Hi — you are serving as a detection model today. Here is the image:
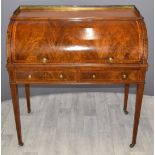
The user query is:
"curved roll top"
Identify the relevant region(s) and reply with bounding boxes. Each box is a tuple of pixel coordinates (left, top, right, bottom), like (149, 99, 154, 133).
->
(7, 5, 148, 65)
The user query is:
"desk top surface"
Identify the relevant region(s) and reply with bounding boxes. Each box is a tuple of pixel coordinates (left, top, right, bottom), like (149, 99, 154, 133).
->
(12, 5, 142, 20)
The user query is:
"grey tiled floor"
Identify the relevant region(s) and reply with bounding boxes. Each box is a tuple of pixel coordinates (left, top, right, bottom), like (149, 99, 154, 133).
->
(1, 92, 154, 155)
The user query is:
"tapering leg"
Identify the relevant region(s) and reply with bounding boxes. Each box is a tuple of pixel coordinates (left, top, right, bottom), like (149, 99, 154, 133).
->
(25, 84, 31, 113)
(10, 84, 24, 146)
(130, 83, 144, 148)
(123, 84, 129, 114)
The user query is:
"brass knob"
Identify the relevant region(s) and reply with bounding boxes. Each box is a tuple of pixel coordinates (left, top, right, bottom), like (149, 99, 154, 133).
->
(59, 73, 64, 79)
(28, 74, 32, 79)
(42, 57, 48, 63)
(122, 74, 128, 80)
(108, 57, 113, 63)
(92, 73, 96, 79)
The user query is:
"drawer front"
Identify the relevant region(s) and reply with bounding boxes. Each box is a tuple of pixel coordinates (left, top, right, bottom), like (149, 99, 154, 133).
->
(80, 70, 139, 83)
(12, 20, 143, 64)
(16, 70, 76, 82)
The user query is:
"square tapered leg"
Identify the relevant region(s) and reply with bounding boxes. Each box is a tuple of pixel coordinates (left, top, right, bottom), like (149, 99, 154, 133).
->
(123, 84, 129, 114)
(10, 84, 24, 146)
(25, 84, 31, 113)
(130, 84, 144, 148)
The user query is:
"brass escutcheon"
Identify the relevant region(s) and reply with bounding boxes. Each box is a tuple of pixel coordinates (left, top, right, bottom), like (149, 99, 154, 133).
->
(108, 57, 113, 63)
(122, 73, 128, 80)
(92, 73, 96, 79)
(59, 73, 64, 79)
(28, 74, 32, 79)
(42, 57, 48, 63)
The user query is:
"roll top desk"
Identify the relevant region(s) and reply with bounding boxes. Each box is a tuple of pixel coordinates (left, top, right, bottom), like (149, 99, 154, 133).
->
(6, 5, 148, 147)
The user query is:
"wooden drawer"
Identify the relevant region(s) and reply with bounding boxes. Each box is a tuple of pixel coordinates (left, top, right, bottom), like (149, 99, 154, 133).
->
(16, 70, 76, 82)
(80, 70, 139, 83)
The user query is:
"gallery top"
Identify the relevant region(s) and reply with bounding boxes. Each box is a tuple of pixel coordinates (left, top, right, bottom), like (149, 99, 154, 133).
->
(11, 5, 143, 20)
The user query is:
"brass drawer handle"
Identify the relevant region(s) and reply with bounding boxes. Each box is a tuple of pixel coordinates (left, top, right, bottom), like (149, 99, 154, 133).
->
(92, 73, 96, 79)
(108, 57, 113, 63)
(42, 57, 48, 63)
(122, 73, 128, 80)
(59, 73, 64, 79)
(28, 74, 32, 79)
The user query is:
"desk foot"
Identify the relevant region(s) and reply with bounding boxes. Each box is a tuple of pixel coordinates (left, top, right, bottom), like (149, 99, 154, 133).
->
(123, 109, 129, 115)
(28, 110, 31, 113)
(129, 143, 135, 148)
(19, 142, 24, 146)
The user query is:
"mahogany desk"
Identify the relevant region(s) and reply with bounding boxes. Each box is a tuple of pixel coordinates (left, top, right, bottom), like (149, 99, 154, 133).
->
(6, 5, 148, 147)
